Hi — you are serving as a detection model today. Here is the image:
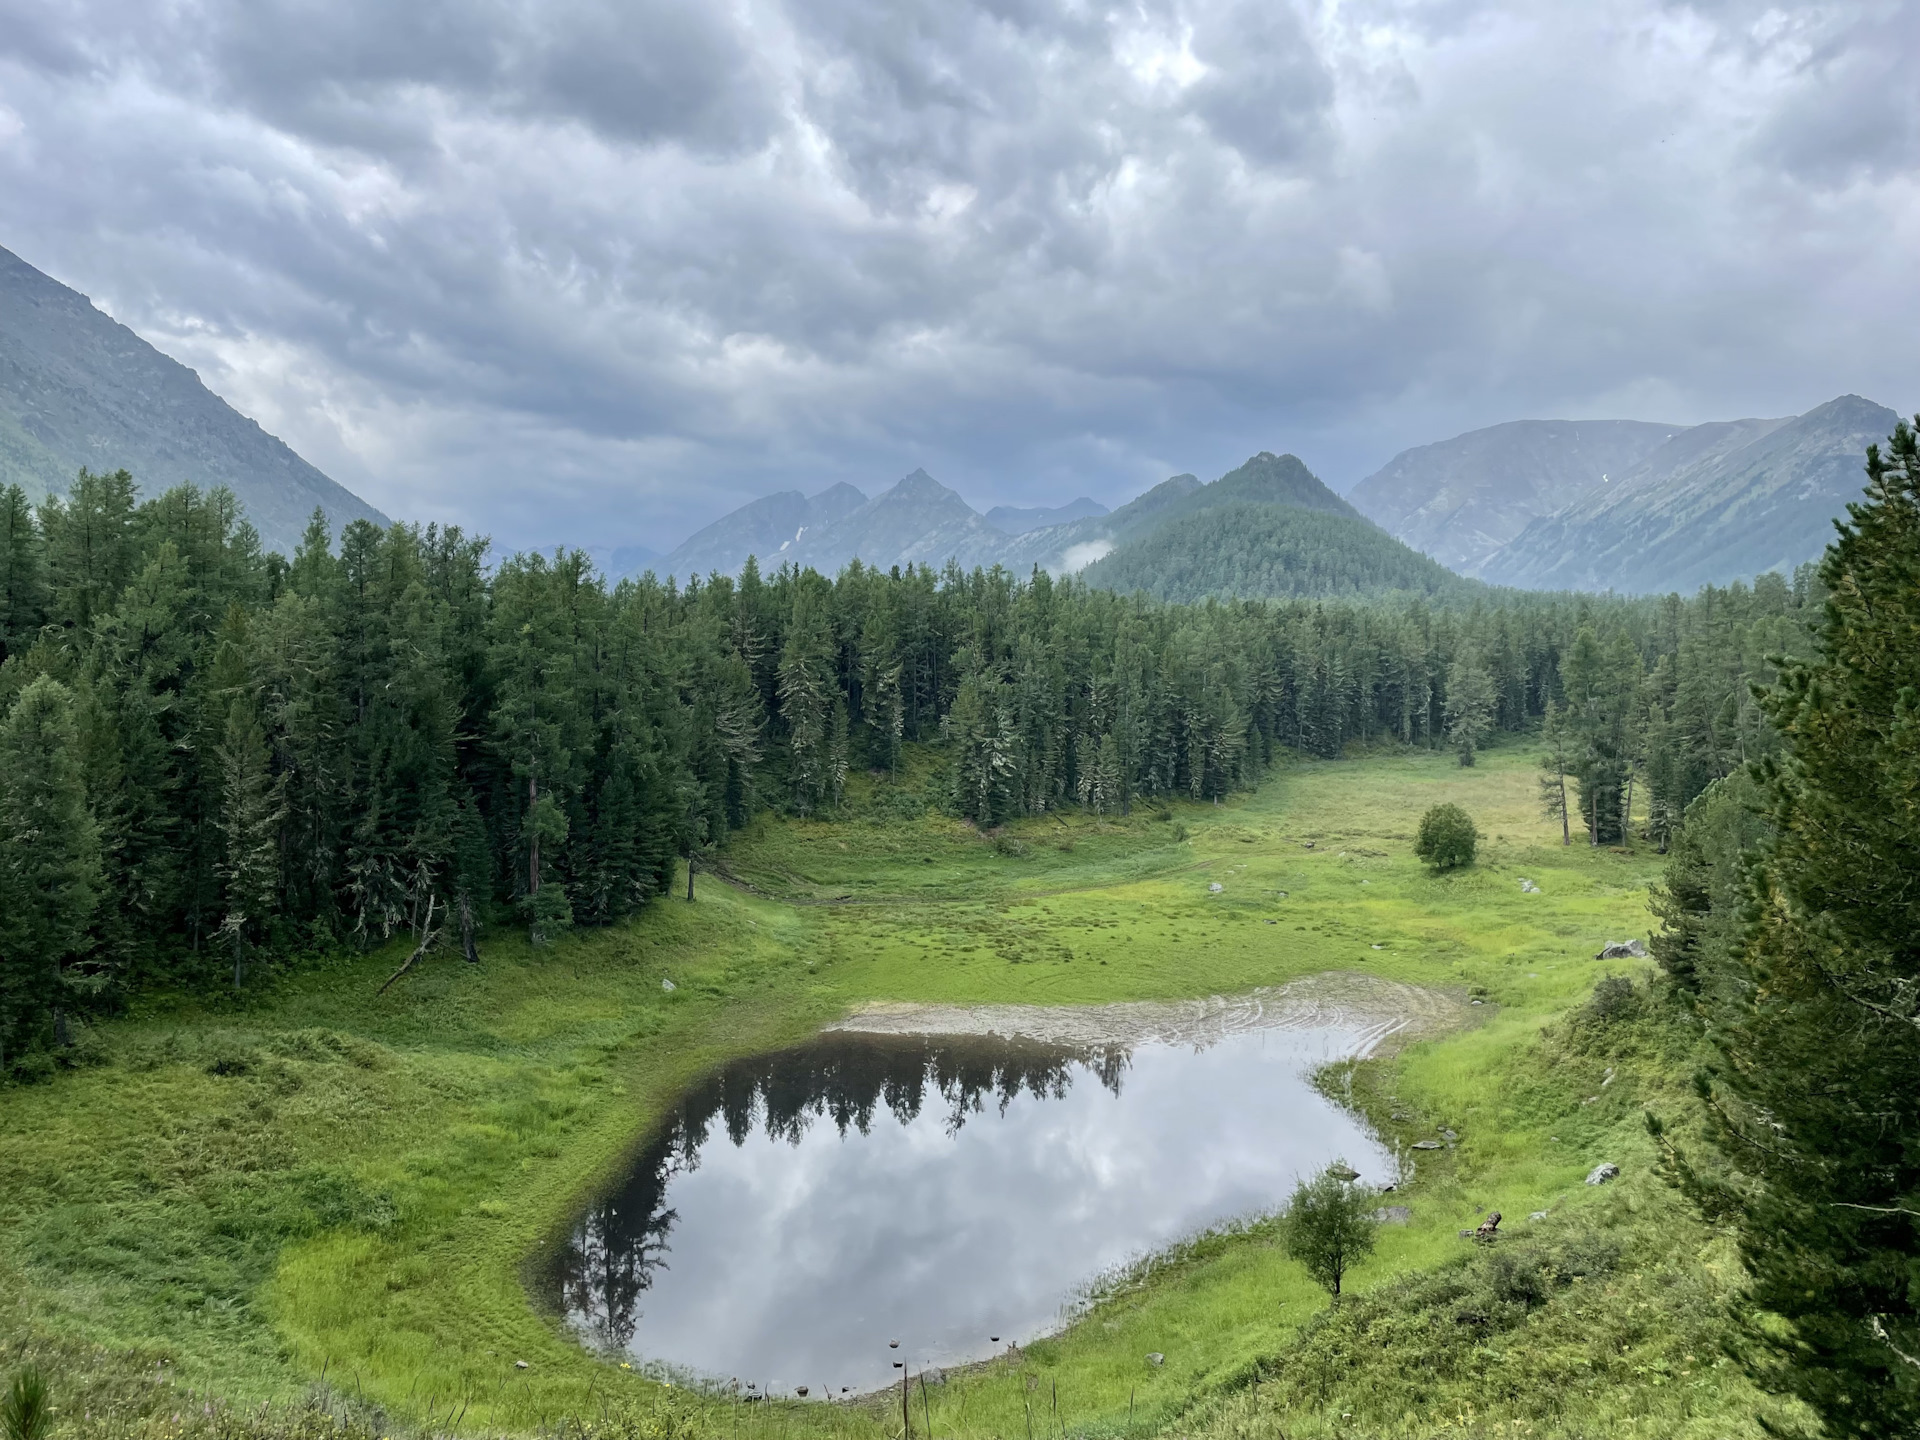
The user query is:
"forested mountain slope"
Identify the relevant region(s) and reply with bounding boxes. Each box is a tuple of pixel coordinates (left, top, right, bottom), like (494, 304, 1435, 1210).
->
(1476, 394, 1899, 592)
(1349, 418, 1685, 571)
(0, 244, 387, 553)
(1080, 500, 1468, 602)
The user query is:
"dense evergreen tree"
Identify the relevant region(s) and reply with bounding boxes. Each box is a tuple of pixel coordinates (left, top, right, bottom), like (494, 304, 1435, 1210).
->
(1654, 418, 1920, 1436)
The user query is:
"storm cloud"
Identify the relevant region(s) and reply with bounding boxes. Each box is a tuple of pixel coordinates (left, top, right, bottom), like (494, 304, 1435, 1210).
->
(1, 0, 1914, 552)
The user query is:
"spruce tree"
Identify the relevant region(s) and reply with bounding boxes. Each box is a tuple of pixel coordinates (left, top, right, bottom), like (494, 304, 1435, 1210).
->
(1682, 418, 1920, 1435)
(0, 677, 101, 1068)
(1442, 647, 1496, 765)
(0, 484, 46, 664)
(216, 695, 282, 990)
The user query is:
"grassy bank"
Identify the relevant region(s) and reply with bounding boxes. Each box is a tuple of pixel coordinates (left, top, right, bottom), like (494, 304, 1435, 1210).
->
(0, 742, 1792, 1437)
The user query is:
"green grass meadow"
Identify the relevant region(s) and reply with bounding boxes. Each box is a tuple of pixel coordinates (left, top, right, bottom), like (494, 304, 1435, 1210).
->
(0, 742, 1796, 1438)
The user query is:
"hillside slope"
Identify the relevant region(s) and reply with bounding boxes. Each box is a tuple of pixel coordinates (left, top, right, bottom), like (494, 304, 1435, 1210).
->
(0, 244, 387, 552)
(1349, 418, 1684, 571)
(1081, 500, 1469, 602)
(1476, 395, 1899, 592)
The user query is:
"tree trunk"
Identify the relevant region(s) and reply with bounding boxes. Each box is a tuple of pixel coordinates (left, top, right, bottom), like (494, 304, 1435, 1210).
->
(686, 852, 695, 902)
(459, 891, 478, 964)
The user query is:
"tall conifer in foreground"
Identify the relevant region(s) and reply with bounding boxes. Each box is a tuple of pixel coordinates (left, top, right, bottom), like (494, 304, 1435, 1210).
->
(1684, 418, 1920, 1436)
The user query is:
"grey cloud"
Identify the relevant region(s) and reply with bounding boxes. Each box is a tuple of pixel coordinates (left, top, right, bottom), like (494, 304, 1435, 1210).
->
(0, 0, 1914, 553)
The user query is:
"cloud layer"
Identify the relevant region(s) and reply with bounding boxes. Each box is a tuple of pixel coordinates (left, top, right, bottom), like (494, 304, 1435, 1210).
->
(2, 0, 1915, 551)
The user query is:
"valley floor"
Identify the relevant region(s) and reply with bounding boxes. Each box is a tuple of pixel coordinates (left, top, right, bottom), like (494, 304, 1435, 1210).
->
(0, 743, 1805, 1439)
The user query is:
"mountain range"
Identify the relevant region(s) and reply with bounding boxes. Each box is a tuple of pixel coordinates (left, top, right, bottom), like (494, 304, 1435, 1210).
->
(0, 244, 386, 553)
(659, 450, 1465, 602)
(1468, 396, 1898, 591)
(5, 243, 1903, 600)
(1350, 394, 1901, 593)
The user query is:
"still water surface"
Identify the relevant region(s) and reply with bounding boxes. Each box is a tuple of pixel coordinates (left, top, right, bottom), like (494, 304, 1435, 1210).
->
(547, 1017, 1393, 1393)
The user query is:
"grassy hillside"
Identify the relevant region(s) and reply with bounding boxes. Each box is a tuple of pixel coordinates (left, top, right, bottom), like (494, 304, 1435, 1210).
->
(0, 743, 1797, 1439)
(1082, 501, 1472, 602)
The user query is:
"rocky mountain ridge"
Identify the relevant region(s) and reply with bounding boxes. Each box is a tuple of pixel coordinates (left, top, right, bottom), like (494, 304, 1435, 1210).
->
(0, 244, 387, 552)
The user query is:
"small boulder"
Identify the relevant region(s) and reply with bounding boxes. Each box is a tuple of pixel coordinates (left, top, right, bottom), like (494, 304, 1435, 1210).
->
(514, 1360, 529, 1370)
(1411, 1139, 1443, 1150)
(1146, 1353, 1165, 1367)
(1528, 1210, 1550, 1221)
(1595, 940, 1649, 960)
(1585, 1162, 1621, 1186)
(1374, 1205, 1412, 1225)
(1208, 882, 1224, 894)
(1519, 878, 1540, 893)
(1328, 1164, 1361, 1181)
(1473, 1211, 1502, 1243)
(795, 1387, 809, 1398)
(661, 978, 676, 992)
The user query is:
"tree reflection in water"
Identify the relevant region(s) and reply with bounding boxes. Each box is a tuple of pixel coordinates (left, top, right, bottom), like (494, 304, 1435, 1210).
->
(552, 1031, 1129, 1349)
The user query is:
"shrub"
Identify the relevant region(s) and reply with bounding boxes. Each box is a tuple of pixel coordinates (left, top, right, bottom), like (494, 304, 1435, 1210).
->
(1414, 803, 1479, 870)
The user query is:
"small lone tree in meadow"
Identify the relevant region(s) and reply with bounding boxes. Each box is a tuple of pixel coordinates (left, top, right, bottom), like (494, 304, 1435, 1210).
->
(1284, 1162, 1379, 1304)
(1414, 803, 1479, 871)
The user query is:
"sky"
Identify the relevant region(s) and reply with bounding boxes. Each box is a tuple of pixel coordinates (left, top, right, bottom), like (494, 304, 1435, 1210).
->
(2, 0, 1915, 554)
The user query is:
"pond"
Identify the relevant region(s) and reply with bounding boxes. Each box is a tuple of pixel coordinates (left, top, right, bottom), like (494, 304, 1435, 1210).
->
(545, 977, 1452, 1396)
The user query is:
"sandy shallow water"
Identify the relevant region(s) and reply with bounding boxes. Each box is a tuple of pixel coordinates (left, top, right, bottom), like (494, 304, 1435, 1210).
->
(824, 970, 1471, 1057)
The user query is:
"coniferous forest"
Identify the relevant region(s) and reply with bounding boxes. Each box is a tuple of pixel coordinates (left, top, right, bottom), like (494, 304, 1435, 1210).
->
(4, 423, 1919, 1440)
(0, 464, 1817, 1057)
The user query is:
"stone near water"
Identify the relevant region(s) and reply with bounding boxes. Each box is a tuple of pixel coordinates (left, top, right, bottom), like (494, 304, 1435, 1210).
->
(1585, 1162, 1620, 1185)
(1411, 1139, 1443, 1150)
(1328, 1164, 1361, 1181)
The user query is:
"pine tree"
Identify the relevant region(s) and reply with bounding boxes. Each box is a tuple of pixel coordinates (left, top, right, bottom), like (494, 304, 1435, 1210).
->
(0, 677, 101, 1068)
